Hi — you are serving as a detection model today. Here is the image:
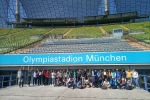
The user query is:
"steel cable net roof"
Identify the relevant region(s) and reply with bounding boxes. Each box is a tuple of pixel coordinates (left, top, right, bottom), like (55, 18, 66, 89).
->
(0, 0, 150, 27)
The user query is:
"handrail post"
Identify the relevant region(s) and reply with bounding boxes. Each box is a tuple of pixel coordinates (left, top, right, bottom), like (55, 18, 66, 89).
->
(2, 76, 4, 88)
(16, 74, 18, 85)
(9, 71, 12, 86)
(143, 75, 148, 91)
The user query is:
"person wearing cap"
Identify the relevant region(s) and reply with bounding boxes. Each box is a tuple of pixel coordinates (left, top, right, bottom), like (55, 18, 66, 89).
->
(116, 69, 121, 81)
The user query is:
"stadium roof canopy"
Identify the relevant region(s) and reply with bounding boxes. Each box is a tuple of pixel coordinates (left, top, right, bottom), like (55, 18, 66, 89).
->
(0, 0, 150, 27)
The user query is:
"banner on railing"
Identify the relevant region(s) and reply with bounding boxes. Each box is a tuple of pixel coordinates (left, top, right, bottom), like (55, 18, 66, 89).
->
(0, 51, 150, 65)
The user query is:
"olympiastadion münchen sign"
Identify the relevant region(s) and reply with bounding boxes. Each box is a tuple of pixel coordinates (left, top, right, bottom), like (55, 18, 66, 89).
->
(0, 51, 150, 65)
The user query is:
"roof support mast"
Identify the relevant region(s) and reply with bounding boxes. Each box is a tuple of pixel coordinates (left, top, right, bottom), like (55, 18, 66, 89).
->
(16, 0, 20, 22)
(104, 0, 109, 16)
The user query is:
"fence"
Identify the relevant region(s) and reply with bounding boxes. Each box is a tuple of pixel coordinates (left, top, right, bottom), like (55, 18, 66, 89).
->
(0, 74, 17, 88)
(139, 75, 150, 91)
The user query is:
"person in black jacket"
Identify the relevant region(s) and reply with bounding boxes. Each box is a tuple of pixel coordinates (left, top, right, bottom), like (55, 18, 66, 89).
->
(121, 68, 126, 78)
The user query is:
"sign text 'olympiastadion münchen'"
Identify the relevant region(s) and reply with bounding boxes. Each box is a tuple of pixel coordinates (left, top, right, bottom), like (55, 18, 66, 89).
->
(23, 54, 127, 64)
(0, 51, 150, 65)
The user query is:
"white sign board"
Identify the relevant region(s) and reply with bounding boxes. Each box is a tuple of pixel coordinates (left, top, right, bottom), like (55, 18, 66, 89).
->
(113, 28, 123, 38)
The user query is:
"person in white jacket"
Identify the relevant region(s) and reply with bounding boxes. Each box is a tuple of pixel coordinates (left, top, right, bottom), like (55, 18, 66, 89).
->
(17, 67, 21, 86)
(132, 69, 140, 88)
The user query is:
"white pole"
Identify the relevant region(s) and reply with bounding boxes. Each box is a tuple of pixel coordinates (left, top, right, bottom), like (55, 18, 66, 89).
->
(16, 0, 19, 22)
(104, 0, 109, 15)
(16, 0, 19, 14)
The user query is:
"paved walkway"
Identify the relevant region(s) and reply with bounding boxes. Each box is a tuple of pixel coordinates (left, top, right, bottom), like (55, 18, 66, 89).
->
(63, 28, 73, 38)
(120, 25, 130, 31)
(0, 85, 150, 100)
(99, 26, 108, 37)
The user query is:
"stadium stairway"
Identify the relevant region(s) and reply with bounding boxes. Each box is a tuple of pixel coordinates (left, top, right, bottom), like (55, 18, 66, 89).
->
(63, 28, 73, 38)
(99, 26, 108, 37)
(125, 39, 150, 50)
(120, 25, 130, 31)
(44, 29, 54, 35)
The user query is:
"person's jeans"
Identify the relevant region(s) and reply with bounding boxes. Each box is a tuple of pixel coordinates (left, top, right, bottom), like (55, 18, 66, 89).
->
(49, 78, 52, 85)
(52, 78, 55, 85)
(33, 77, 37, 85)
(38, 75, 42, 85)
(42, 75, 45, 85)
(74, 77, 76, 85)
(91, 76, 95, 84)
(82, 77, 85, 86)
(130, 78, 133, 83)
(19, 76, 24, 87)
(28, 76, 31, 86)
(45, 77, 49, 85)
(133, 78, 140, 88)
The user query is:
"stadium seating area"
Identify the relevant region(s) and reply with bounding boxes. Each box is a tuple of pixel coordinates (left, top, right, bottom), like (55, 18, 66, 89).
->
(1, 22, 150, 54)
(123, 21, 150, 43)
(24, 38, 142, 54)
(0, 28, 24, 36)
(0, 28, 51, 54)
(66, 26, 103, 39)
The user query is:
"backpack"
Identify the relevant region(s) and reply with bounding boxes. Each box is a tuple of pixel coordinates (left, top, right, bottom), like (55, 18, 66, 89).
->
(126, 86, 132, 90)
(112, 85, 117, 89)
(101, 86, 107, 90)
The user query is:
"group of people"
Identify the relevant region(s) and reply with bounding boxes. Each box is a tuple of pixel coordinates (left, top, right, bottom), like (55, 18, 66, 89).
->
(17, 67, 140, 90)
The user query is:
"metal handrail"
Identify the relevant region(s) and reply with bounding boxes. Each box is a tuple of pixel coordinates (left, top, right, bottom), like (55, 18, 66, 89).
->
(139, 75, 150, 91)
(0, 74, 17, 88)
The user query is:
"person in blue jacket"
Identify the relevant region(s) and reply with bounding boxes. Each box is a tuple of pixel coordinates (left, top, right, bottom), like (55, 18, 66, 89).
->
(110, 78, 117, 89)
(116, 69, 121, 81)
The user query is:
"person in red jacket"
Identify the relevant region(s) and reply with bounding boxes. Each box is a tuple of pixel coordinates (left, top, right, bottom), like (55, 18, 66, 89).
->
(44, 70, 50, 85)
